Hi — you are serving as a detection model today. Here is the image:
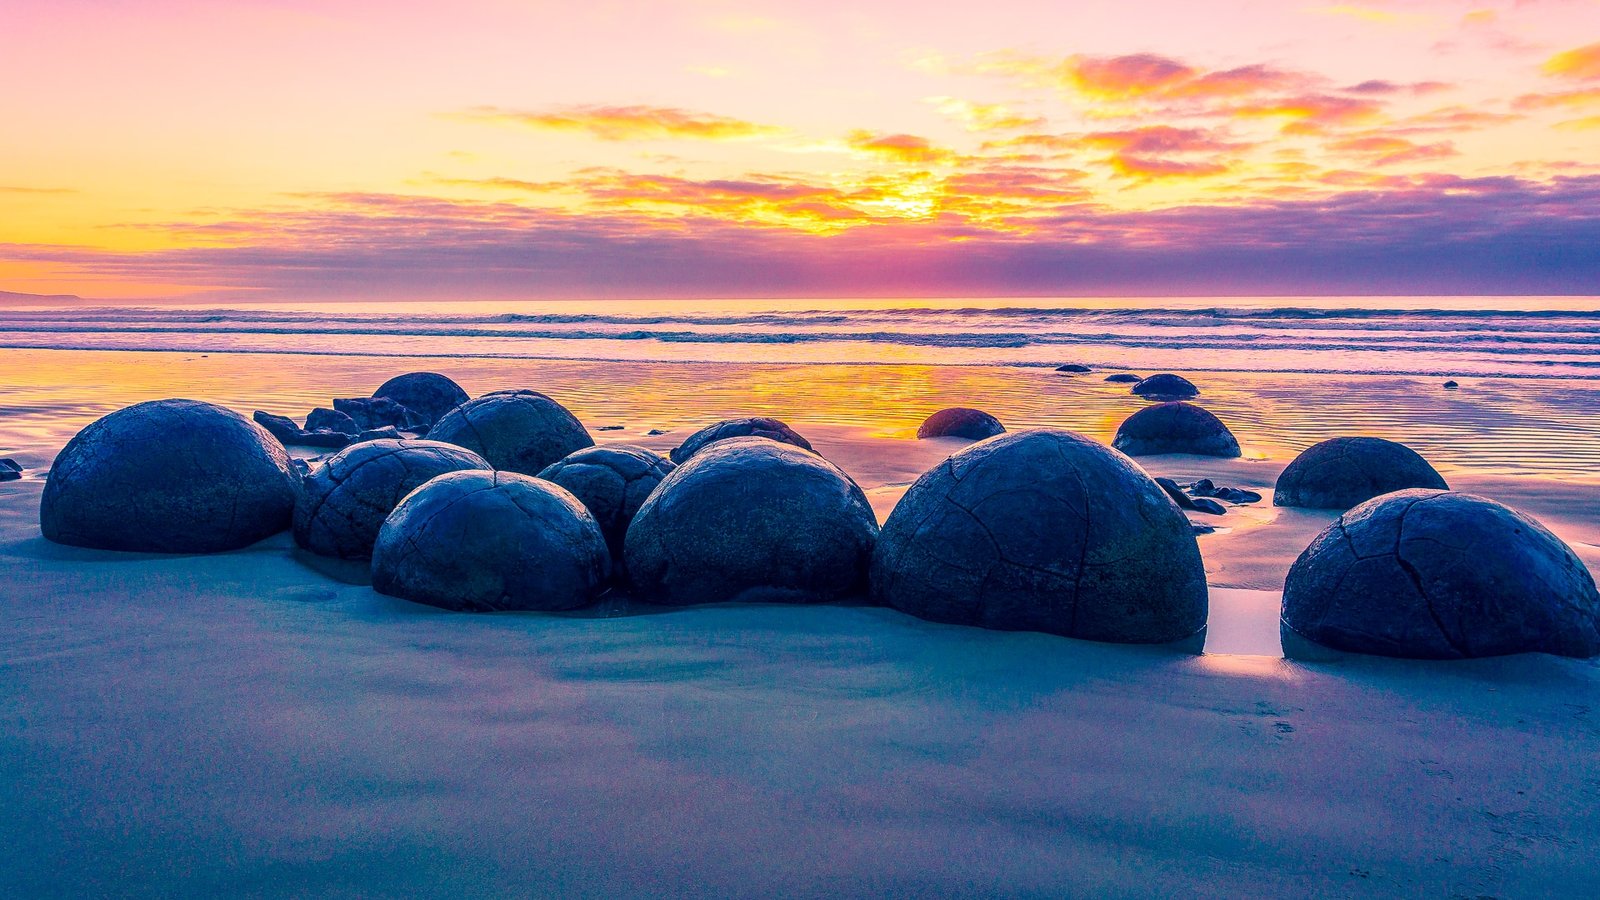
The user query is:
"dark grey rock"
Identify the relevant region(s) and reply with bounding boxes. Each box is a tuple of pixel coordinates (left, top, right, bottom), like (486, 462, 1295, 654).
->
(1155, 476, 1198, 510)
(1282, 490, 1600, 659)
(1190, 479, 1262, 504)
(293, 439, 489, 559)
(0, 458, 21, 482)
(871, 429, 1207, 644)
(1191, 523, 1217, 535)
(1443, 380, 1459, 389)
(647, 429, 667, 436)
(1274, 437, 1447, 510)
(597, 425, 625, 431)
(428, 389, 593, 476)
(1112, 402, 1241, 458)
(372, 372, 470, 425)
(41, 399, 297, 552)
(670, 417, 813, 464)
(1055, 364, 1092, 373)
(1104, 373, 1144, 383)
(1132, 373, 1199, 400)
(358, 427, 404, 442)
(252, 411, 303, 443)
(334, 396, 426, 431)
(372, 470, 609, 612)
(626, 437, 878, 605)
(305, 407, 360, 436)
(1189, 497, 1226, 516)
(538, 444, 675, 562)
(917, 408, 1005, 441)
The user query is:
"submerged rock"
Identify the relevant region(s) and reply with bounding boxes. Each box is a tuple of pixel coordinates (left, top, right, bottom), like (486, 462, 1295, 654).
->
(42, 399, 297, 552)
(538, 444, 675, 563)
(293, 439, 489, 559)
(1104, 373, 1143, 384)
(669, 417, 813, 464)
(916, 408, 1005, 441)
(429, 389, 593, 476)
(1274, 437, 1447, 510)
(871, 429, 1207, 644)
(1055, 364, 1092, 373)
(372, 372, 470, 425)
(626, 437, 878, 605)
(1282, 490, 1600, 659)
(1112, 402, 1241, 458)
(1131, 373, 1199, 400)
(1443, 380, 1459, 389)
(372, 470, 609, 612)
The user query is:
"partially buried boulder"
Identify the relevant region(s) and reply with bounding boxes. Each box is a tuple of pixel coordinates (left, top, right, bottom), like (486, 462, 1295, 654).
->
(293, 439, 489, 559)
(669, 417, 812, 464)
(41, 399, 297, 552)
(1112, 402, 1241, 458)
(538, 444, 675, 562)
(428, 389, 593, 475)
(917, 408, 1005, 441)
(1132, 373, 1199, 400)
(1055, 364, 1092, 373)
(371, 470, 609, 612)
(372, 372, 469, 425)
(1274, 437, 1446, 510)
(1104, 373, 1143, 384)
(871, 429, 1207, 644)
(1282, 490, 1600, 659)
(626, 437, 878, 605)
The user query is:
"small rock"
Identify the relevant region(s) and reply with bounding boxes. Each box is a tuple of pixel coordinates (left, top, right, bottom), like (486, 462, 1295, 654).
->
(1132, 373, 1200, 400)
(333, 397, 426, 431)
(1191, 523, 1217, 535)
(1443, 380, 1459, 389)
(252, 411, 303, 443)
(0, 458, 21, 481)
(1155, 476, 1199, 510)
(358, 426, 404, 441)
(647, 429, 667, 436)
(917, 407, 1005, 441)
(1055, 364, 1092, 373)
(1190, 498, 1227, 516)
(597, 425, 625, 431)
(1214, 487, 1262, 504)
(305, 407, 360, 436)
(1104, 373, 1143, 383)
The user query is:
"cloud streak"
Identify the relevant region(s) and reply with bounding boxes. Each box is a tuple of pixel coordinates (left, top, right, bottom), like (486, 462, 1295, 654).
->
(453, 104, 784, 141)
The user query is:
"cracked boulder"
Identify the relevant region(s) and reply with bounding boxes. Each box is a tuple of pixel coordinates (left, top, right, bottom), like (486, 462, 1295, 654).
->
(428, 389, 593, 476)
(41, 399, 298, 553)
(871, 429, 1207, 644)
(917, 408, 1005, 441)
(372, 470, 609, 612)
(373, 372, 470, 425)
(1274, 437, 1447, 510)
(538, 444, 675, 564)
(670, 417, 812, 464)
(1282, 489, 1600, 659)
(626, 437, 878, 605)
(1131, 373, 1199, 400)
(1112, 402, 1241, 458)
(293, 438, 489, 559)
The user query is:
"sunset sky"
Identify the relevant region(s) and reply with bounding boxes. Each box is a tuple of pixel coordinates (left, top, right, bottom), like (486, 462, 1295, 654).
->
(3, 0, 1599, 300)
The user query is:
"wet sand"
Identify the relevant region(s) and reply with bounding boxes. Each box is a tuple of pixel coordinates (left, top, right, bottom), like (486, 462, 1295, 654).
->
(2, 350, 1599, 894)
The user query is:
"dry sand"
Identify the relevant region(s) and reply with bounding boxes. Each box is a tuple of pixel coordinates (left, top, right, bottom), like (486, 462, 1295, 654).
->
(2, 353, 1599, 895)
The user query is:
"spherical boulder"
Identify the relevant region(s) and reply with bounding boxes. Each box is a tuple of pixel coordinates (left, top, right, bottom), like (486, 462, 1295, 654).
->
(538, 444, 675, 559)
(669, 417, 813, 464)
(871, 429, 1207, 644)
(372, 470, 609, 612)
(1282, 490, 1600, 659)
(293, 439, 489, 559)
(428, 389, 593, 476)
(1274, 437, 1447, 510)
(1132, 373, 1199, 400)
(626, 437, 878, 605)
(372, 372, 470, 425)
(1112, 402, 1241, 458)
(917, 408, 1005, 441)
(40, 399, 297, 553)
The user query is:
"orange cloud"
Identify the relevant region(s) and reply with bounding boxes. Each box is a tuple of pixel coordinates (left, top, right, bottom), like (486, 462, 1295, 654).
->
(1543, 42, 1600, 81)
(1514, 88, 1600, 112)
(845, 131, 955, 165)
(1328, 136, 1458, 166)
(1108, 155, 1229, 179)
(1231, 93, 1383, 126)
(453, 104, 783, 141)
(1081, 125, 1243, 154)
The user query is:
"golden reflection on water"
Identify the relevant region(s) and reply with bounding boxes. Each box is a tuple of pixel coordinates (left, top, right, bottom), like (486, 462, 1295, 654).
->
(3, 348, 1600, 478)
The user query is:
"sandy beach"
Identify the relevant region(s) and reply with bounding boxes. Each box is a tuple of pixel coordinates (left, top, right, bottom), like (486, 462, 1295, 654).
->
(3, 348, 1599, 895)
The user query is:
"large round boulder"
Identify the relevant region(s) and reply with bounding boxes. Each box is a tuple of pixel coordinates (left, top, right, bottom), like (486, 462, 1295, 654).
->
(372, 470, 609, 612)
(871, 429, 1207, 644)
(428, 389, 593, 476)
(538, 445, 675, 560)
(1132, 373, 1199, 400)
(626, 437, 878, 605)
(293, 439, 489, 559)
(1112, 402, 1241, 458)
(40, 399, 297, 553)
(917, 408, 1005, 441)
(670, 417, 812, 464)
(1282, 490, 1600, 659)
(1274, 437, 1447, 510)
(372, 372, 470, 425)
